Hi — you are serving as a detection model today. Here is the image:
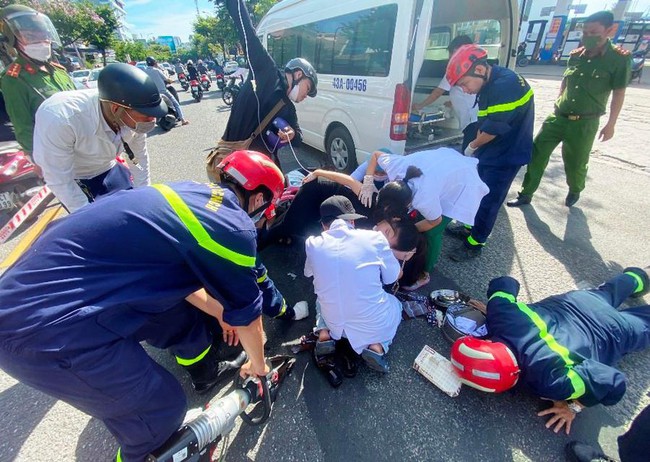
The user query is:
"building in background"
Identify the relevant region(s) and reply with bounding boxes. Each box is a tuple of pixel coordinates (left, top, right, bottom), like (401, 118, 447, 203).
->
(87, 0, 131, 41)
(156, 36, 182, 53)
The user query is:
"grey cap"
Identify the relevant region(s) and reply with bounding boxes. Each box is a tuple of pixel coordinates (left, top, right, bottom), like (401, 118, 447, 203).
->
(320, 195, 366, 223)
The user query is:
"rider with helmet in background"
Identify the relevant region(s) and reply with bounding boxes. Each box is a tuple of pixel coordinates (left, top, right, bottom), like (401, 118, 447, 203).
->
(32, 63, 168, 212)
(0, 150, 295, 462)
(451, 267, 650, 435)
(0, 4, 75, 165)
(206, 0, 318, 176)
(143, 55, 189, 126)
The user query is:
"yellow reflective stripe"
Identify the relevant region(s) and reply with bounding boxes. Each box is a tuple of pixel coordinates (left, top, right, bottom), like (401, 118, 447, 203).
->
(257, 271, 268, 284)
(467, 235, 484, 246)
(489, 291, 516, 303)
(116, 448, 122, 462)
(176, 345, 211, 366)
(625, 271, 645, 294)
(151, 184, 255, 268)
(478, 88, 534, 117)
(489, 291, 586, 399)
(274, 298, 287, 318)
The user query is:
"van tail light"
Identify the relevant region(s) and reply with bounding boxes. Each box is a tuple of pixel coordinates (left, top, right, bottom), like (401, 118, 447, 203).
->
(390, 83, 410, 141)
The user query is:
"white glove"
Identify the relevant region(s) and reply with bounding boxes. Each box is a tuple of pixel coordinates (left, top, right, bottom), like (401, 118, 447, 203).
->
(464, 143, 478, 157)
(358, 175, 378, 208)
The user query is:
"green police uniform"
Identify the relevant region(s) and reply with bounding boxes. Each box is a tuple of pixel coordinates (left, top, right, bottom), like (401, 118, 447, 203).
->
(0, 55, 76, 155)
(519, 40, 631, 196)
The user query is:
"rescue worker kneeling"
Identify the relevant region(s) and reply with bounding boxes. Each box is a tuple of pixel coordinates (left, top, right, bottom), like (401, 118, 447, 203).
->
(450, 267, 650, 435)
(0, 151, 294, 461)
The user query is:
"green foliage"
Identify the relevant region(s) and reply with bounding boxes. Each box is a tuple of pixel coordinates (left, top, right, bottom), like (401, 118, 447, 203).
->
(113, 41, 147, 62)
(146, 43, 172, 62)
(82, 3, 119, 65)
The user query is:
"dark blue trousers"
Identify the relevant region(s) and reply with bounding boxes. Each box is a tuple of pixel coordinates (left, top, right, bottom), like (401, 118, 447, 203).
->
(0, 301, 212, 462)
(467, 164, 521, 245)
(76, 162, 133, 205)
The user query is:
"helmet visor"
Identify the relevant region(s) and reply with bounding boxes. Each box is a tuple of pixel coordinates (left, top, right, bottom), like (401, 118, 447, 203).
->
(6, 11, 62, 48)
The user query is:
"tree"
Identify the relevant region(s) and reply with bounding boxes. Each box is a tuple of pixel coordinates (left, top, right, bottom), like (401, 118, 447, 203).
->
(113, 40, 147, 62)
(82, 3, 119, 66)
(145, 43, 172, 62)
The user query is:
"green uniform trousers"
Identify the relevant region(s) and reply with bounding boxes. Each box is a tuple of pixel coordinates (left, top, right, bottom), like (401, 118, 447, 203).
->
(424, 216, 452, 273)
(520, 114, 600, 196)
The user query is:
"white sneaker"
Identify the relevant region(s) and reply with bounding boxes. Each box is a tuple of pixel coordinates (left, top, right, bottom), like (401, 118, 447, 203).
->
(292, 301, 309, 321)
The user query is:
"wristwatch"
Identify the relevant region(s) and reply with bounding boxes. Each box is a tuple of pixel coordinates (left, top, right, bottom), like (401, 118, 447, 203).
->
(567, 401, 582, 414)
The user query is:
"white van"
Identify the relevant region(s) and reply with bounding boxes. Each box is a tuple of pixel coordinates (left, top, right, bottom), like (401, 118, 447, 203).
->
(257, 0, 518, 172)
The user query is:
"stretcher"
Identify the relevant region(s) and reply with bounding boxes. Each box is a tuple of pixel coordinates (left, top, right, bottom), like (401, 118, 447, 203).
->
(408, 110, 447, 140)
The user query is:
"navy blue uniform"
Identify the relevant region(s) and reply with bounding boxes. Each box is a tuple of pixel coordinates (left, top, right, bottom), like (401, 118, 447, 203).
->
(486, 271, 650, 406)
(466, 66, 534, 247)
(0, 182, 286, 461)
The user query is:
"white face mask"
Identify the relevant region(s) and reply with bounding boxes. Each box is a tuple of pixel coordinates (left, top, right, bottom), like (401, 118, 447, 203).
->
(121, 109, 156, 135)
(288, 84, 301, 103)
(22, 42, 51, 62)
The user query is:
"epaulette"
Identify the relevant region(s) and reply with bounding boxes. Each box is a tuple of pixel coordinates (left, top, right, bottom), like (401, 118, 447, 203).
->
(614, 46, 630, 56)
(5, 62, 21, 78)
(570, 47, 585, 56)
(24, 63, 37, 75)
(51, 62, 66, 70)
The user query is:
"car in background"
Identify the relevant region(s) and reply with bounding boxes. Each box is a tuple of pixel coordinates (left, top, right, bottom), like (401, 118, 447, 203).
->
(161, 62, 175, 75)
(70, 69, 91, 89)
(223, 60, 239, 74)
(85, 69, 101, 89)
(135, 61, 147, 70)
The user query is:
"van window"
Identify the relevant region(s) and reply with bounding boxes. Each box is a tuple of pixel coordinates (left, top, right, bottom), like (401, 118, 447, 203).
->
(267, 4, 398, 77)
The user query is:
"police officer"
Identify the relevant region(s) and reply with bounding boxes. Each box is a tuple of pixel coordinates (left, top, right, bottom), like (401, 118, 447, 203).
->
(0, 151, 301, 462)
(33, 63, 167, 212)
(206, 0, 318, 175)
(508, 11, 631, 208)
(451, 267, 649, 435)
(0, 5, 75, 163)
(444, 44, 535, 261)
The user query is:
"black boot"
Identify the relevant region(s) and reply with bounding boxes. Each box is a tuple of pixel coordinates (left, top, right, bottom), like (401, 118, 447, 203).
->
(624, 267, 650, 298)
(314, 351, 343, 388)
(183, 347, 247, 394)
(565, 192, 580, 207)
(335, 338, 359, 378)
(506, 193, 532, 207)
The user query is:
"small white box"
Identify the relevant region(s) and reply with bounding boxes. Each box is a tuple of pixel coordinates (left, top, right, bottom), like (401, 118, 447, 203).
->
(413, 345, 462, 397)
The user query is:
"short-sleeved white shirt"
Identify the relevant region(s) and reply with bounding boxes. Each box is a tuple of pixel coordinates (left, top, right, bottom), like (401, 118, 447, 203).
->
(377, 148, 489, 225)
(304, 220, 402, 354)
(438, 76, 478, 131)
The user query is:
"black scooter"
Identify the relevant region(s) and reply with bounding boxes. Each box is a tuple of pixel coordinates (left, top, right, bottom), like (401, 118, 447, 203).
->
(222, 77, 242, 107)
(630, 50, 647, 83)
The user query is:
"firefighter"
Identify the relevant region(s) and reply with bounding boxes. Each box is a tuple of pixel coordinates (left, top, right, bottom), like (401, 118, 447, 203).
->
(451, 267, 650, 435)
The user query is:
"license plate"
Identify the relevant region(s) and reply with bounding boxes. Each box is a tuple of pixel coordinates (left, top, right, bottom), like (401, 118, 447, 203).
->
(0, 191, 15, 210)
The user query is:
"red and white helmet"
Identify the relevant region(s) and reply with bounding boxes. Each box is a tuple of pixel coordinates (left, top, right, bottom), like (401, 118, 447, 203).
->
(450, 336, 520, 393)
(445, 44, 489, 86)
(217, 150, 284, 202)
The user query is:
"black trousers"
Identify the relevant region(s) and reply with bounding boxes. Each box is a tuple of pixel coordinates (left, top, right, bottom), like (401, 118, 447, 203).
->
(619, 404, 650, 462)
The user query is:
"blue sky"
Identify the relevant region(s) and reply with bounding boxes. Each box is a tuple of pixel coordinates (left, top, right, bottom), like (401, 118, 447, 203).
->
(124, 0, 216, 42)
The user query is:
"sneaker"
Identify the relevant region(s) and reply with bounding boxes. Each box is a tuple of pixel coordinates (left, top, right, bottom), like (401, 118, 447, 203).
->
(506, 193, 532, 207)
(565, 441, 617, 462)
(315, 339, 336, 356)
(361, 348, 390, 373)
(292, 301, 309, 320)
(449, 244, 482, 262)
(565, 192, 581, 207)
(445, 223, 471, 240)
(183, 349, 247, 394)
(624, 266, 650, 298)
(402, 272, 430, 291)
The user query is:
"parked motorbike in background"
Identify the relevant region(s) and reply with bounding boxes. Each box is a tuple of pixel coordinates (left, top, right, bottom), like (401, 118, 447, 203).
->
(0, 142, 43, 219)
(631, 50, 647, 83)
(216, 73, 226, 90)
(178, 72, 189, 91)
(190, 79, 203, 103)
(200, 73, 211, 91)
(222, 77, 242, 107)
(157, 94, 180, 131)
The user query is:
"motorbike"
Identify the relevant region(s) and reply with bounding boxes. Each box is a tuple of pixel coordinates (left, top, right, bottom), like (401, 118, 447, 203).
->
(0, 142, 44, 219)
(630, 50, 647, 83)
(178, 72, 189, 91)
(215, 73, 226, 90)
(222, 77, 242, 107)
(190, 79, 203, 103)
(157, 93, 180, 131)
(200, 73, 211, 91)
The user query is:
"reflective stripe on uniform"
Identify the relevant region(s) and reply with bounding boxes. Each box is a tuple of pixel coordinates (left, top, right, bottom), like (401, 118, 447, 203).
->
(176, 344, 211, 366)
(151, 184, 256, 267)
(478, 88, 534, 117)
(625, 271, 645, 294)
(257, 270, 268, 284)
(274, 298, 287, 318)
(489, 291, 586, 400)
(116, 447, 122, 462)
(467, 235, 485, 246)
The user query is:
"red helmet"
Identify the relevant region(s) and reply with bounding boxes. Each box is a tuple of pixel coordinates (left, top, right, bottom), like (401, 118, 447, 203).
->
(450, 336, 520, 393)
(217, 150, 284, 202)
(445, 44, 489, 86)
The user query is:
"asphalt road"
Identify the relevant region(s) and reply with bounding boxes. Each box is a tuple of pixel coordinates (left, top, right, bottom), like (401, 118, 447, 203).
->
(1, 72, 649, 462)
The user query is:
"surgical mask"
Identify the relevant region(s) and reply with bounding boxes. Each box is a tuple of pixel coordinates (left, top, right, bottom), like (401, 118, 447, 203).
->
(121, 109, 156, 135)
(288, 84, 301, 102)
(249, 208, 266, 224)
(22, 42, 51, 62)
(582, 36, 602, 51)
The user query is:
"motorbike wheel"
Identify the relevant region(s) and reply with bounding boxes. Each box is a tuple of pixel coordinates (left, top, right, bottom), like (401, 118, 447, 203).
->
(222, 89, 234, 106)
(516, 57, 530, 67)
(194, 92, 202, 103)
